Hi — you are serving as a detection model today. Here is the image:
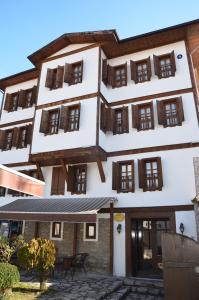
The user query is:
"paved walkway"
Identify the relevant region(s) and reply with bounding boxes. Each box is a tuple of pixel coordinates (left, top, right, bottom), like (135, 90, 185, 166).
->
(22, 273, 164, 300)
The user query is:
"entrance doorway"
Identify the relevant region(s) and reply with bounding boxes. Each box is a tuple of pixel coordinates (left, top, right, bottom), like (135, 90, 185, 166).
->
(131, 219, 170, 278)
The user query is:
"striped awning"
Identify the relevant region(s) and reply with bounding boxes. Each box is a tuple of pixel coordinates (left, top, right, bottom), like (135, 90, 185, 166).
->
(0, 197, 117, 222)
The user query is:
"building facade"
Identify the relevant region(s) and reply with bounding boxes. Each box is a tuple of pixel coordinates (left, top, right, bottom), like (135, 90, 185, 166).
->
(0, 19, 199, 278)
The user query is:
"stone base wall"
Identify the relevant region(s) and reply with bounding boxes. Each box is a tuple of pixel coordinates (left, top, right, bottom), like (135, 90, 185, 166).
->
(24, 217, 110, 274)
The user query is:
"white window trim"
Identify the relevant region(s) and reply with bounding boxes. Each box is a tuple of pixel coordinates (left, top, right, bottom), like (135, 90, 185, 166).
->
(50, 221, 64, 241)
(83, 220, 98, 242)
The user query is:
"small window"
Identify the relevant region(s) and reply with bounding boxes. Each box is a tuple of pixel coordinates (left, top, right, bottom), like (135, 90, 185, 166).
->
(112, 160, 134, 193)
(132, 102, 154, 131)
(25, 89, 33, 108)
(130, 58, 151, 84)
(154, 51, 176, 79)
(3, 130, 13, 151)
(157, 97, 184, 127)
(84, 222, 98, 241)
(139, 157, 163, 192)
(48, 109, 60, 135)
(114, 65, 127, 88)
(68, 105, 80, 131)
(72, 62, 83, 85)
(113, 106, 129, 135)
(17, 127, 27, 149)
(75, 166, 87, 194)
(50, 222, 63, 240)
(114, 109, 123, 134)
(0, 187, 6, 197)
(45, 66, 64, 90)
(137, 62, 148, 82)
(11, 93, 19, 112)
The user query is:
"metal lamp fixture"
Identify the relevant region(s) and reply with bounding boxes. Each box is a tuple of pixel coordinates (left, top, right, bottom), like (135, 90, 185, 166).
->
(117, 224, 122, 234)
(179, 222, 185, 235)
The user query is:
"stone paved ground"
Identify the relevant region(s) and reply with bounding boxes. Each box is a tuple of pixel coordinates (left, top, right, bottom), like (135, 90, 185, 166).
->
(21, 273, 164, 300)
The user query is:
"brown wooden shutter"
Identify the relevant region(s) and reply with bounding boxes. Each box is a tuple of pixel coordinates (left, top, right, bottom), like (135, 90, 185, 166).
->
(147, 57, 152, 81)
(76, 103, 81, 130)
(51, 167, 59, 195)
(31, 86, 37, 105)
(131, 160, 135, 193)
(26, 124, 33, 145)
(149, 101, 155, 129)
(170, 50, 176, 76)
(112, 162, 119, 191)
(106, 107, 114, 132)
(82, 164, 87, 194)
(58, 167, 65, 195)
(138, 159, 144, 189)
(64, 63, 72, 84)
(55, 66, 64, 88)
(12, 127, 19, 147)
(0, 130, 5, 150)
(153, 55, 160, 78)
(132, 104, 139, 130)
(156, 157, 163, 190)
(107, 65, 114, 87)
(156, 100, 165, 126)
(39, 110, 49, 133)
(100, 103, 107, 133)
(45, 68, 54, 88)
(124, 62, 128, 86)
(102, 59, 108, 85)
(60, 105, 69, 132)
(176, 97, 184, 124)
(130, 60, 138, 83)
(80, 60, 83, 83)
(4, 93, 12, 112)
(18, 90, 26, 108)
(67, 166, 76, 193)
(122, 106, 129, 133)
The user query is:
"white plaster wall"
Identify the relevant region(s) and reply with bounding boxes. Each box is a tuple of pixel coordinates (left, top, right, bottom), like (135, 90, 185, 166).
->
(38, 47, 99, 105)
(100, 41, 192, 102)
(49, 43, 93, 57)
(175, 210, 197, 240)
(99, 92, 199, 151)
(114, 216, 126, 276)
(0, 79, 37, 124)
(31, 98, 97, 154)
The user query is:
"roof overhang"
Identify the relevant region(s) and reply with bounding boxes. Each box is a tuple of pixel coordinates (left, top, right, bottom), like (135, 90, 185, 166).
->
(0, 197, 117, 222)
(0, 164, 44, 197)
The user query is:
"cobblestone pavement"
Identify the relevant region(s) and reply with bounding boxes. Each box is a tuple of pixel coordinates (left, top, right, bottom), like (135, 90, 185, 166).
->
(22, 273, 164, 300)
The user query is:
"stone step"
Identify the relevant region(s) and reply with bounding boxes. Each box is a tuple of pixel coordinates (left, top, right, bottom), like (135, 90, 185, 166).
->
(105, 286, 131, 300)
(124, 292, 164, 300)
(95, 281, 124, 300)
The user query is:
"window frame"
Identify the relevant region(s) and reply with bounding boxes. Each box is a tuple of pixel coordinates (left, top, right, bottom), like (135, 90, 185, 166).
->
(24, 88, 33, 108)
(113, 63, 127, 88)
(71, 61, 83, 85)
(47, 109, 60, 135)
(83, 221, 98, 241)
(50, 222, 63, 240)
(154, 51, 176, 79)
(74, 165, 87, 195)
(118, 160, 135, 193)
(113, 106, 129, 135)
(68, 105, 80, 132)
(11, 93, 19, 112)
(3, 129, 13, 151)
(0, 187, 6, 197)
(17, 126, 28, 149)
(137, 102, 154, 131)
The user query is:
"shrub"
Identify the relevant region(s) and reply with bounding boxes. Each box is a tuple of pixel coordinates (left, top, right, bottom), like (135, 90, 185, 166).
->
(0, 235, 24, 263)
(18, 238, 56, 290)
(0, 263, 20, 295)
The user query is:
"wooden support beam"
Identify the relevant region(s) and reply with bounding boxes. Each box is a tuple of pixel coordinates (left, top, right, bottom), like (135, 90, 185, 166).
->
(97, 159, 105, 182)
(109, 202, 114, 275)
(34, 222, 39, 238)
(36, 162, 44, 181)
(73, 223, 78, 256)
(60, 159, 69, 184)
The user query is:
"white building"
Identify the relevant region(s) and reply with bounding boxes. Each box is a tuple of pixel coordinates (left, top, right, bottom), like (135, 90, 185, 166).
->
(0, 19, 199, 278)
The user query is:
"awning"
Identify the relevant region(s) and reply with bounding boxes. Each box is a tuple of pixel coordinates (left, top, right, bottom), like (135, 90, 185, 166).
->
(0, 164, 44, 197)
(0, 197, 117, 222)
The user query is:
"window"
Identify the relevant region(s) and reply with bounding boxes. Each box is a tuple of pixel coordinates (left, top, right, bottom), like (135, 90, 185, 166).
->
(130, 57, 151, 83)
(64, 61, 83, 85)
(157, 97, 184, 127)
(45, 66, 64, 90)
(132, 102, 154, 131)
(17, 127, 27, 149)
(51, 167, 65, 195)
(114, 109, 123, 134)
(25, 89, 33, 108)
(48, 109, 60, 135)
(67, 165, 87, 194)
(3, 130, 13, 151)
(138, 157, 163, 192)
(11, 93, 19, 111)
(153, 51, 176, 79)
(84, 222, 98, 241)
(112, 160, 134, 193)
(51, 222, 63, 239)
(0, 221, 23, 238)
(0, 187, 6, 197)
(60, 104, 81, 132)
(101, 60, 127, 88)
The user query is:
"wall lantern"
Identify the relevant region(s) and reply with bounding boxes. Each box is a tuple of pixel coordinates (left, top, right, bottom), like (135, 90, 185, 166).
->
(179, 222, 185, 235)
(117, 224, 122, 234)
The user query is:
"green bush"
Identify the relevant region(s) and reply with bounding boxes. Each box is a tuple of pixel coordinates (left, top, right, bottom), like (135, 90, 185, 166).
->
(0, 235, 24, 263)
(18, 238, 55, 290)
(0, 263, 20, 292)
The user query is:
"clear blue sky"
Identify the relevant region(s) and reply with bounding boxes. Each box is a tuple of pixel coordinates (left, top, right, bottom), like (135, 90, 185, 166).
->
(0, 0, 199, 79)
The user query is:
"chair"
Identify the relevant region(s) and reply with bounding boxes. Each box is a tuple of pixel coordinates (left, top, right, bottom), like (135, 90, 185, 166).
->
(70, 253, 89, 279)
